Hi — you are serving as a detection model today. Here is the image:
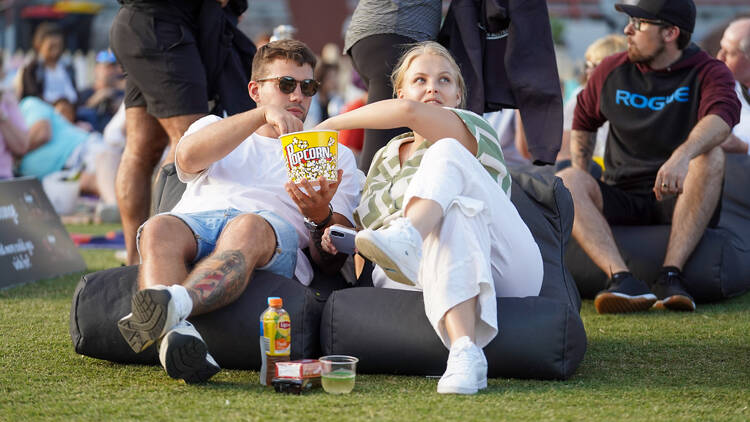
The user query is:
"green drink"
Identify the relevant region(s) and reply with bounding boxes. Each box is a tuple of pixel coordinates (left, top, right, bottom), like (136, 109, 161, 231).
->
(321, 369, 356, 394)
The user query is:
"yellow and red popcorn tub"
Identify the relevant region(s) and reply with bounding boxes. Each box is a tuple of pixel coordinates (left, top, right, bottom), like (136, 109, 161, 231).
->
(280, 130, 338, 184)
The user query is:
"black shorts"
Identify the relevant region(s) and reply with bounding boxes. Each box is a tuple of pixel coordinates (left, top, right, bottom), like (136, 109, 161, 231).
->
(110, 7, 208, 118)
(597, 180, 722, 228)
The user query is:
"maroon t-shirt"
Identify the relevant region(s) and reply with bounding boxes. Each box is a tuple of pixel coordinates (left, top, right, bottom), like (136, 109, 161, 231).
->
(573, 44, 740, 193)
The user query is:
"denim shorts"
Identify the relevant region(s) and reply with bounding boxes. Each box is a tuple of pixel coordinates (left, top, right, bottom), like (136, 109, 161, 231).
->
(137, 208, 298, 279)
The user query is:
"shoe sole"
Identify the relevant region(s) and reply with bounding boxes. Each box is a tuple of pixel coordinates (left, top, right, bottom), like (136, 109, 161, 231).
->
(654, 295, 695, 312)
(594, 292, 657, 314)
(355, 233, 416, 286)
(162, 331, 220, 384)
(437, 384, 479, 395)
(117, 289, 172, 353)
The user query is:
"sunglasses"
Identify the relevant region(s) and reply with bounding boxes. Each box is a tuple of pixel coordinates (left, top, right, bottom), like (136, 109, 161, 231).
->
(628, 16, 667, 31)
(256, 76, 320, 97)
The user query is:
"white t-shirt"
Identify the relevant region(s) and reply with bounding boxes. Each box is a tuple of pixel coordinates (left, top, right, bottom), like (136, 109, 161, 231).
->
(43, 62, 77, 104)
(173, 114, 364, 285)
(731, 81, 750, 153)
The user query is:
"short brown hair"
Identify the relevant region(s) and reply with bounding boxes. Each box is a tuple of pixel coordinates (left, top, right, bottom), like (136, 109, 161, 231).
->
(251, 39, 317, 80)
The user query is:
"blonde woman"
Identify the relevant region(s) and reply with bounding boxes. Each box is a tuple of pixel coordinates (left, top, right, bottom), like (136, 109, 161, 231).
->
(316, 41, 543, 395)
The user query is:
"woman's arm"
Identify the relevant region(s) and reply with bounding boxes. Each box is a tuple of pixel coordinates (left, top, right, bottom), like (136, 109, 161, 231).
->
(316, 99, 478, 155)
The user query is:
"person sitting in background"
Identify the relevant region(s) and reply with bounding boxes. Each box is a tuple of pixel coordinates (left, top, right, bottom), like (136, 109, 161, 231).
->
(557, 0, 739, 314)
(337, 71, 368, 157)
(53, 98, 94, 131)
(18, 96, 107, 196)
(77, 50, 125, 132)
(17, 22, 77, 105)
(558, 35, 628, 171)
(304, 62, 344, 129)
(0, 55, 29, 178)
(717, 18, 750, 155)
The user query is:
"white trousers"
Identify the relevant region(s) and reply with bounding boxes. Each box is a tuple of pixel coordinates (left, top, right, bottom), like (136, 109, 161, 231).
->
(373, 138, 544, 348)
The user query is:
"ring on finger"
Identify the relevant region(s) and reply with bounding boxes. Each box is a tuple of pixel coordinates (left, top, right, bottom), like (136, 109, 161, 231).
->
(661, 183, 669, 188)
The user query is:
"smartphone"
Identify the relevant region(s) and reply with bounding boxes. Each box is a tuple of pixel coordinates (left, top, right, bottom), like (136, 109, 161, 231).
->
(329, 225, 357, 255)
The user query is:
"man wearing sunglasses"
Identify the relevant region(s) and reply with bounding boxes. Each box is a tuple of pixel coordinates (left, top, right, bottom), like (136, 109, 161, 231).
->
(116, 40, 362, 383)
(558, 0, 740, 314)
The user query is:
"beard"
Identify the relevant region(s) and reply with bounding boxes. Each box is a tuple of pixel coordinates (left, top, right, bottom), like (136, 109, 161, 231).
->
(627, 37, 666, 67)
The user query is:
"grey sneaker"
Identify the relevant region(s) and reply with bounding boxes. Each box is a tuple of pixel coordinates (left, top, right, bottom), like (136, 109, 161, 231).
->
(159, 321, 220, 384)
(355, 217, 422, 286)
(594, 272, 656, 314)
(118, 284, 193, 353)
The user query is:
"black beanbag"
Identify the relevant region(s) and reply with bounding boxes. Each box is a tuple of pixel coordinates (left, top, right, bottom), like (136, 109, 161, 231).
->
(71, 166, 587, 379)
(320, 171, 587, 379)
(70, 265, 344, 368)
(567, 154, 750, 302)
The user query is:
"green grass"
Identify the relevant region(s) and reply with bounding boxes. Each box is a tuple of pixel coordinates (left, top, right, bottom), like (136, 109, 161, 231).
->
(1, 224, 749, 421)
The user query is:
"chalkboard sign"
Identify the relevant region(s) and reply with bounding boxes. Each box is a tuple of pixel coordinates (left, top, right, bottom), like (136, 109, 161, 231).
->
(0, 177, 86, 289)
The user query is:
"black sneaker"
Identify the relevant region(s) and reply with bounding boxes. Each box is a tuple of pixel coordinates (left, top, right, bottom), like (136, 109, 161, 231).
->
(594, 272, 657, 314)
(651, 270, 696, 312)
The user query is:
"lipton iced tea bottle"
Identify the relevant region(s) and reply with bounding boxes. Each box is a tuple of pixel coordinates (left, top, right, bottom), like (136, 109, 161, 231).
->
(259, 297, 291, 385)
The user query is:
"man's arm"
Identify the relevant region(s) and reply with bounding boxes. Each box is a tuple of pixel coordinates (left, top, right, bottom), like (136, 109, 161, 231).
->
(285, 171, 352, 274)
(569, 129, 597, 171)
(176, 105, 303, 174)
(720, 133, 749, 154)
(654, 114, 731, 200)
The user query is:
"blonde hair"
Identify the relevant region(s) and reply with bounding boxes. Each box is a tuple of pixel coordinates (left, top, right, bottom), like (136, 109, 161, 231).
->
(585, 35, 628, 67)
(390, 41, 466, 109)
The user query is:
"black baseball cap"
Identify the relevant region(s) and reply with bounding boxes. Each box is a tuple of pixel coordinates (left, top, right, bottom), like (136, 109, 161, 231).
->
(615, 0, 696, 34)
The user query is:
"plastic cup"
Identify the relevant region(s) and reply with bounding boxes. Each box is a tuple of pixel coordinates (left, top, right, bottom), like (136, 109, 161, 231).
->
(319, 355, 358, 394)
(279, 130, 338, 184)
(42, 170, 81, 215)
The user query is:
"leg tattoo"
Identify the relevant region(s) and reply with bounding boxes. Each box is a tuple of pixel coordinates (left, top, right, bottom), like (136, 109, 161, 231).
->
(184, 250, 249, 315)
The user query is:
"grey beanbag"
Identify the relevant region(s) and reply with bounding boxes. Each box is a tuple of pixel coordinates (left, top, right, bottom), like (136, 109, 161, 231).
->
(567, 154, 750, 302)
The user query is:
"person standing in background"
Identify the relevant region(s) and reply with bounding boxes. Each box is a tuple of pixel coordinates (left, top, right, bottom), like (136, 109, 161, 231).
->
(109, 0, 254, 265)
(344, 0, 442, 171)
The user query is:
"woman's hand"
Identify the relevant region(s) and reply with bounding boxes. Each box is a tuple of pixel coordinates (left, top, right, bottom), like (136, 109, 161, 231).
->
(321, 225, 339, 255)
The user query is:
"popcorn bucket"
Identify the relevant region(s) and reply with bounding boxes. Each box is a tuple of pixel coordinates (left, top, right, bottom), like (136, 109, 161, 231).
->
(280, 130, 338, 183)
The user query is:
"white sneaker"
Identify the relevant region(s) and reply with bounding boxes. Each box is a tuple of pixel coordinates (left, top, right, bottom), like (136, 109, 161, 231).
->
(159, 321, 220, 383)
(117, 284, 193, 353)
(355, 217, 422, 285)
(437, 336, 487, 395)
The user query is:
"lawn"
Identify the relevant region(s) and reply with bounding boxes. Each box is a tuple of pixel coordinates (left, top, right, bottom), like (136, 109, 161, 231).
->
(1, 224, 749, 421)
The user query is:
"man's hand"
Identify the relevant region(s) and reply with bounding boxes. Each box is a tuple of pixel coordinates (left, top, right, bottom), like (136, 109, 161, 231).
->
(285, 169, 344, 222)
(263, 105, 304, 136)
(653, 153, 690, 200)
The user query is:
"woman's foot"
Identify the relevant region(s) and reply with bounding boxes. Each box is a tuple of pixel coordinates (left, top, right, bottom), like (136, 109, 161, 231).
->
(355, 217, 422, 285)
(437, 336, 487, 394)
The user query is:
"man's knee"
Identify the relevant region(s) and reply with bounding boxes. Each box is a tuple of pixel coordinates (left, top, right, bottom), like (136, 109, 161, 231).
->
(221, 214, 276, 250)
(556, 166, 604, 209)
(124, 107, 170, 163)
(138, 215, 194, 257)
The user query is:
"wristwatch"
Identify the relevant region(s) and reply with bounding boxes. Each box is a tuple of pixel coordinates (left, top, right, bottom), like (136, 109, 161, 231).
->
(304, 204, 333, 232)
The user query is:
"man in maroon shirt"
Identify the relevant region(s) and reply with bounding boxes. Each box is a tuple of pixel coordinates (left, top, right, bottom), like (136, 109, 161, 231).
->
(557, 0, 740, 314)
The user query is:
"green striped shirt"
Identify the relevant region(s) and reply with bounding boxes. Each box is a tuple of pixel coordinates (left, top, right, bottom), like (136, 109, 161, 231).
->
(354, 108, 510, 230)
